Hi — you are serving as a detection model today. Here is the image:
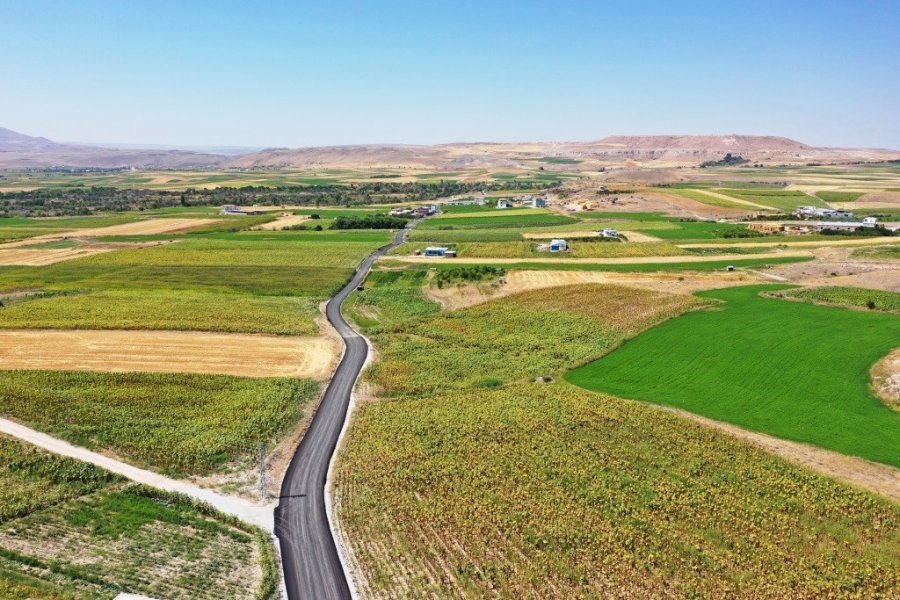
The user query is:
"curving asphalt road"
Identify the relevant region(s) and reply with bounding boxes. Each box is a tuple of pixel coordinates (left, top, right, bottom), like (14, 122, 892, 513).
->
(275, 222, 416, 600)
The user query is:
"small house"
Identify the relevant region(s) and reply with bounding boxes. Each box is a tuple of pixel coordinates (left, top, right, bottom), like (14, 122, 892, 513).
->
(601, 228, 619, 238)
(549, 239, 568, 252)
(497, 199, 512, 209)
(529, 198, 547, 208)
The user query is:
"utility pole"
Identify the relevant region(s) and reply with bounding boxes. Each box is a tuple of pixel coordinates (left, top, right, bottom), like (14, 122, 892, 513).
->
(258, 442, 268, 501)
(64, 395, 71, 437)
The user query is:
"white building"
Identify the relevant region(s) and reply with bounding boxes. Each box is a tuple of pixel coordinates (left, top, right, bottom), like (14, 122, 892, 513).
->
(549, 239, 568, 252)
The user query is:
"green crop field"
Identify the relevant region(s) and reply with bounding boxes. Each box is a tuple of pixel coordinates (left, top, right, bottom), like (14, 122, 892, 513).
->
(660, 188, 755, 209)
(0, 435, 276, 600)
(567, 285, 900, 466)
(336, 284, 900, 598)
(718, 189, 824, 211)
(419, 213, 577, 229)
(0, 290, 320, 334)
(0, 372, 317, 475)
(780, 286, 900, 313)
(814, 190, 865, 202)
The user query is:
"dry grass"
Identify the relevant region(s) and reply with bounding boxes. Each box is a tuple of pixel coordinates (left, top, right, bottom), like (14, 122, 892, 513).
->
(252, 213, 310, 230)
(0, 329, 338, 378)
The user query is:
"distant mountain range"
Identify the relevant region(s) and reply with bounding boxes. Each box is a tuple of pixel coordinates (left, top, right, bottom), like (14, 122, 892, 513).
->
(0, 127, 896, 170)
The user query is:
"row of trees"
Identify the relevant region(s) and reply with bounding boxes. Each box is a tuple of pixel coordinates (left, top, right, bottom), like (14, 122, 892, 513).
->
(0, 180, 553, 217)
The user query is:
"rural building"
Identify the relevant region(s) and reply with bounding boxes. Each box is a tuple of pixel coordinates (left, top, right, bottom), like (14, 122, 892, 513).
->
(219, 205, 266, 215)
(549, 239, 568, 252)
(601, 228, 619, 238)
(390, 207, 413, 216)
(445, 196, 486, 207)
(423, 246, 452, 257)
(528, 198, 548, 208)
(497, 199, 512, 209)
(795, 206, 854, 220)
(814, 217, 878, 232)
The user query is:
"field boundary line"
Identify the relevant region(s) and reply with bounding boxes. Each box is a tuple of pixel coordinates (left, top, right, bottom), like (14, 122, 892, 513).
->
(655, 406, 900, 502)
(0, 416, 276, 530)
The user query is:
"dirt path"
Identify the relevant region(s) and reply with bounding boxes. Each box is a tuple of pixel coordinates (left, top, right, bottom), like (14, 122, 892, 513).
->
(0, 329, 339, 378)
(659, 406, 900, 502)
(679, 237, 900, 250)
(426, 269, 761, 310)
(387, 250, 812, 266)
(0, 418, 275, 530)
(688, 189, 772, 210)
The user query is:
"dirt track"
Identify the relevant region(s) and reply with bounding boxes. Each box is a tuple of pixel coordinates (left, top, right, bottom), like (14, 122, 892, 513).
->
(0, 329, 338, 378)
(679, 237, 900, 250)
(425, 269, 761, 310)
(388, 250, 812, 266)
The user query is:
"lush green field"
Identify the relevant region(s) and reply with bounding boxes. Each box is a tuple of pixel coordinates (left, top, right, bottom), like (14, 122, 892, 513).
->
(0, 290, 320, 334)
(0, 237, 385, 297)
(407, 228, 524, 242)
(336, 284, 900, 598)
(567, 285, 900, 466)
(0, 435, 276, 600)
(660, 188, 754, 209)
(0, 372, 317, 475)
(814, 190, 865, 202)
(419, 212, 576, 229)
(780, 286, 900, 313)
(638, 221, 756, 240)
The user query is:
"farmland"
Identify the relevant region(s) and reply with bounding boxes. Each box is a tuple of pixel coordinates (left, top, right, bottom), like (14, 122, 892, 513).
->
(567, 285, 900, 466)
(335, 283, 900, 598)
(0, 290, 320, 334)
(0, 371, 317, 475)
(781, 286, 900, 313)
(0, 435, 275, 600)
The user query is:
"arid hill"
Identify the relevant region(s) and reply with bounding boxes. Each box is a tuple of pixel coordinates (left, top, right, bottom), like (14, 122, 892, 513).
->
(0, 127, 224, 169)
(0, 128, 896, 170)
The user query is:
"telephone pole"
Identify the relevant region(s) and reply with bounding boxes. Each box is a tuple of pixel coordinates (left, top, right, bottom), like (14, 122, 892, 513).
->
(258, 442, 268, 501)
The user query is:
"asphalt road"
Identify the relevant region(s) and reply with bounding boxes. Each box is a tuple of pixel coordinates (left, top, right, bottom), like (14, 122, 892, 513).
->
(276, 223, 415, 600)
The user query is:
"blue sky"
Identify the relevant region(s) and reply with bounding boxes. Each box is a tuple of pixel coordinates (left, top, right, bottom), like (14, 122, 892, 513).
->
(1, 1, 898, 148)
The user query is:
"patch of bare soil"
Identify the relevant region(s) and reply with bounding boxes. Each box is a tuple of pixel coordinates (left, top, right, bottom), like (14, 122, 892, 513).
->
(252, 213, 309, 230)
(0, 241, 170, 266)
(871, 349, 900, 412)
(769, 247, 900, 291)
(425, 269, 761, 311)
(0, 329, 338, 378)
(659, 406, 900, 502)
(555, 181, 751, 219)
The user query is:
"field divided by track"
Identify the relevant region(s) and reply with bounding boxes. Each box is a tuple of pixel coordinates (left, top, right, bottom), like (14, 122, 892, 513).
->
(0, 435, 274, 600)
(336, 284, 900, 598)
(567, 285, 900, 466)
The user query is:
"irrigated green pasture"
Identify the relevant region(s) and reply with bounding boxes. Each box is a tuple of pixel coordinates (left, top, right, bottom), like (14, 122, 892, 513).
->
(567, 285, 900, 466)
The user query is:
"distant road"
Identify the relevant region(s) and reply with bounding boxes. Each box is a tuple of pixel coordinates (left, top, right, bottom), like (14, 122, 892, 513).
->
(276, 222, 416, 600)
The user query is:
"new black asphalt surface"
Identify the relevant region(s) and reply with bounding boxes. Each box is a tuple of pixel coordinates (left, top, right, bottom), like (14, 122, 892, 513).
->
(276, 223, 415, 600)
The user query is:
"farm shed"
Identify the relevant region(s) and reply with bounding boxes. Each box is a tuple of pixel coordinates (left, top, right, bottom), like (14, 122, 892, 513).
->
(549, 239, 568, 252)
(424, 246, 451, 257)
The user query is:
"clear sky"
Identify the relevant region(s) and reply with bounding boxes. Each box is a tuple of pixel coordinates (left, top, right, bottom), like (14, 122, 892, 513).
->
(1, 0, 898, 148)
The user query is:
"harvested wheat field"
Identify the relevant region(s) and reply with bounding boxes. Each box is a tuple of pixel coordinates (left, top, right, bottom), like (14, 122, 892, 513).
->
(426, 269, 761, 310)
(65, 217, 221, 237)
(0, 241, 169, 266)
(0, 329, 338, 378)
(253, 213, 309, 230)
